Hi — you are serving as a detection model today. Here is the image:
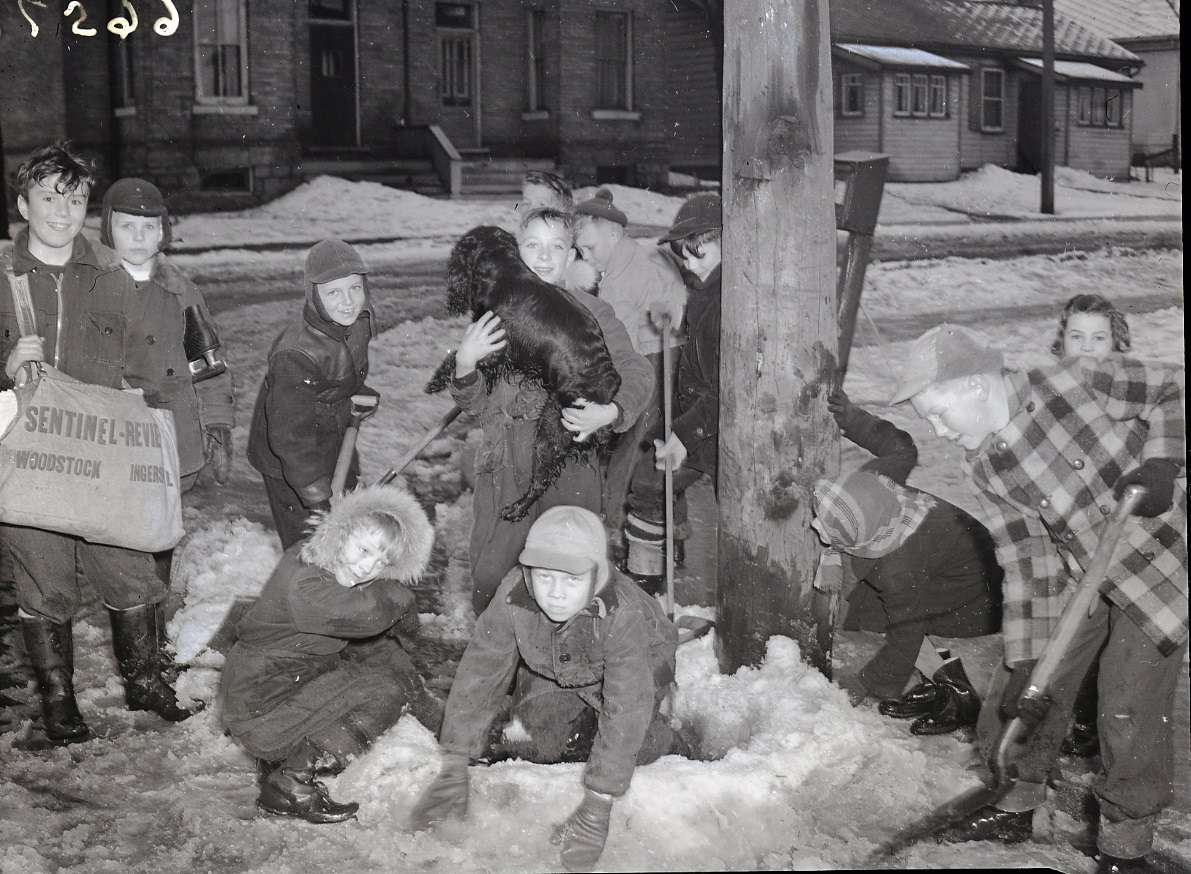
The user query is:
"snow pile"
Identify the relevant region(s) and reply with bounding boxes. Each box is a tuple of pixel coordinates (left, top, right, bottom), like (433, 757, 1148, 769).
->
(168, 517, 281, 664)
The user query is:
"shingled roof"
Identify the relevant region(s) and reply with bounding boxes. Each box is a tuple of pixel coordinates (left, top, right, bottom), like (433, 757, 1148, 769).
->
(831, 0, 1141, 65)
(1051, 0, 1180, 42)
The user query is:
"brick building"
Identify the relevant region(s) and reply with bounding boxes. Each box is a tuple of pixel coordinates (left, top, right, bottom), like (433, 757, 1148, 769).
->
(1, 0, 719, 210)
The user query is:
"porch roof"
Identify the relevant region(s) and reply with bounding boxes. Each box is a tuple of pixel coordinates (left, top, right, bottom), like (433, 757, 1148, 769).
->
(1015, 58, 1143, 86)
(834, 44, 972, 71)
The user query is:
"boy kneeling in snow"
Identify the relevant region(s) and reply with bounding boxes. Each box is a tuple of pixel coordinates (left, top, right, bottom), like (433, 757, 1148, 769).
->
(410, 506, 682, 872)
(220, 485, 434, 824)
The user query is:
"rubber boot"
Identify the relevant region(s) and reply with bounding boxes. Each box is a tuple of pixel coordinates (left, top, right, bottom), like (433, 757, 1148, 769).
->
(257, 739, 359, 824)
(910, 658, 981, 736)
(108, 603, 201, 722)
(19, 614, 91, 745)
(878, 678, 947, 719)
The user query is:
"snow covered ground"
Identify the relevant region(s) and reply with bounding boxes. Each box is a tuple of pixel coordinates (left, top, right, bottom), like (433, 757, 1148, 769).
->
(0, 176, 1185, 874)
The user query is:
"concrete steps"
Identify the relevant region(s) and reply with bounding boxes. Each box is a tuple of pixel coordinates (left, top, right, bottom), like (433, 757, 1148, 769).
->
(459, 157, 557, 195)
(298, 157, 445, 196)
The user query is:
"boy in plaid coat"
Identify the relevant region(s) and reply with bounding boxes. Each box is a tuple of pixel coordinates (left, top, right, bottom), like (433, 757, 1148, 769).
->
(892, 323, 1186, 874)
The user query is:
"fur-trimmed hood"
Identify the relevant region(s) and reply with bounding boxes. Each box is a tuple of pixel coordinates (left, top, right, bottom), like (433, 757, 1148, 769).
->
(299, 484, 434, 582)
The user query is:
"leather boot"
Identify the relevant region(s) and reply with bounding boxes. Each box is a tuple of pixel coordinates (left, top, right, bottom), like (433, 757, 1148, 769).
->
(936, 805, 1033, 844)
(257, 739, 359, 824)
(108, 603, 201, 722)
(910, 658, 981, 736)
(878, 679, 946, 719)
(19, 614, 91, 745)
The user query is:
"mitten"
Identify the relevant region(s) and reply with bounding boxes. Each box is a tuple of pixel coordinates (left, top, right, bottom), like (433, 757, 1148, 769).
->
(409, 752, 469, 831)
(296, 477, 333, 510)
(1114, 459, 1179, 518)
(550, 789, 614, 873)
(203, 424, 233, 484)
(827, 388, 859, 431)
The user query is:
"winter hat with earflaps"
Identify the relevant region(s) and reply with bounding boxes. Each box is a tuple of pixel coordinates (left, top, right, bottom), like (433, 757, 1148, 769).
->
(100, 177, 172, 249)
(660, 192, 722, 242)
(812, 471, 936, 560)
(518, 505, 611, 590)
(300, 484, 434, 582)
(575, 188, 628, 227)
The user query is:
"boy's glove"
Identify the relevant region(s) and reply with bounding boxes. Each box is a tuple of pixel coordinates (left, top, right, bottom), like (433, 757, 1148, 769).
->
(409, 752, 469, 831)
(647, 299, 683, 332)
(998, 660, 1048, 724)
(551, 789, 614, 873)
(1114, 459, 1179, 517)
(5, 335, 45, 381)
(203, 424, 233, 484)
(827, 388, 858, 431)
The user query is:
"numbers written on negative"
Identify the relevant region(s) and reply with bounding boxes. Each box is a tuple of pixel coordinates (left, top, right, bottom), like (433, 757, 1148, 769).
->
(15, 0, 180, 38)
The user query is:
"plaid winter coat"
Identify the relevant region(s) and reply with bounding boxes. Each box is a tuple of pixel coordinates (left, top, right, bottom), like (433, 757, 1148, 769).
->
(967, 358, 1187, 665)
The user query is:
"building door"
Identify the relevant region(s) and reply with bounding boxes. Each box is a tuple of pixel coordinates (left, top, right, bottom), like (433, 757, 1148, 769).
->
(1018, 78, 1042, 173)
(435, 2, 481, 149)
(309, 0, 359, 148)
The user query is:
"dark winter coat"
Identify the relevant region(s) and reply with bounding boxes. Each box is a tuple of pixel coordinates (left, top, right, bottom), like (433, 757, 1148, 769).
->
(439, 568, 678, 797)
(246, 283, 376, 500)
(668, 264, 721, 476)
(220, 486, 433, 760)
(0, 231, 125, 390)
(835, 404, 1002, 698)
(115, 256, 235, 478)
(968, 358, 1187, 665)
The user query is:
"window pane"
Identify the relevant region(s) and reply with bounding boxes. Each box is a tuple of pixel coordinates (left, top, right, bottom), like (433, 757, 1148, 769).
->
(310, 0, 350, 21)
(1092, 87, 1105, 125)
(912, 74, 927, 114)
(530, 9, 547, 110)
(930, 75, 945, 115)
(1105, 89, 1121, 126)
(595, 12, 628, 108)
(436, 2, 473, 29)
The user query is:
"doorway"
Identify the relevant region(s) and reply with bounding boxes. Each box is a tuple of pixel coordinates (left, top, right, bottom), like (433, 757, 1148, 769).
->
(309, 0, 359, 149)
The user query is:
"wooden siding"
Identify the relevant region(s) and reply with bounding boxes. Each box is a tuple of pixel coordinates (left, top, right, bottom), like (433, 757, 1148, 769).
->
(1067, 89, 1133, 179)
(1128, 46, 1180, 154)
(880, 73, 963, 181)
(833, 61, 881, 154)
(956, 58, 1020, 170)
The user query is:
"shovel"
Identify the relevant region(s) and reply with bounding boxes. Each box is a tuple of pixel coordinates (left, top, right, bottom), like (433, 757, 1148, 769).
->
(658, 315, 715, 647)
(375, 405, 462, 486)
(330, 394, 379, 497)
(863, 484, 1147, 863)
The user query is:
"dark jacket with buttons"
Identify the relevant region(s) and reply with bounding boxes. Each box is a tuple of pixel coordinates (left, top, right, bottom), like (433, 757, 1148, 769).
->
(246, 284, 376, 500)
(116, 257, 235, 478)
(668, 264, 720, 476)
(969, 358, 1186, 665)
(0, 231, 125, 390)
(439, 568, 678, 796)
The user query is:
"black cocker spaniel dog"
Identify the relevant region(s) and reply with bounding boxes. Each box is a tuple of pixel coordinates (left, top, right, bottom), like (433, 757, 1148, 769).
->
(426, 226, 621, 521)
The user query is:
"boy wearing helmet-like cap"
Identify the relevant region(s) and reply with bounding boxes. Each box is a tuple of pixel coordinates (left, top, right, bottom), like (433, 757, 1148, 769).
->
(247, 239, 380, 547)
(101, 177, 236, 495)
(410, 505, 684, 873)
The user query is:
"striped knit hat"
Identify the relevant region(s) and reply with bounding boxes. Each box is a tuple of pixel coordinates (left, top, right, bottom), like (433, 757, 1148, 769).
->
(812, 471, 935, 559)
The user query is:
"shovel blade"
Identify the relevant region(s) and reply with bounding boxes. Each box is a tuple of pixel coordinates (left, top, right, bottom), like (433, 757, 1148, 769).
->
(863, 780, 1011, 864)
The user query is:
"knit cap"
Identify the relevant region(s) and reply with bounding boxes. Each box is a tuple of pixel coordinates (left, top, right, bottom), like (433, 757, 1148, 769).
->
(660, 192, 721, 242)
(100, 177, 171, 248)
(519, 506, 610, 585)
(812, 471, 902, 550)
(575, 188, 628, 226)
(305, 238, 370, 286)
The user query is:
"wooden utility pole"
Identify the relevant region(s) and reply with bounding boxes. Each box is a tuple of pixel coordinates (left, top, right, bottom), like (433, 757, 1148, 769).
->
(717, 0, 839, 674)
(1041, 0, 1055, 214)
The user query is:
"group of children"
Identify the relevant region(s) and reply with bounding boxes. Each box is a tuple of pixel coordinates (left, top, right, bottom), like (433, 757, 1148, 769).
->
(3, 144, 1183, 874)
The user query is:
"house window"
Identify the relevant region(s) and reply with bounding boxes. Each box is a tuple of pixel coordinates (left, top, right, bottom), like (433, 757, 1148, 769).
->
(911, 74, 928, 116)
(929, 75, 947, 117)
(194, 0, 248, 103)
(309, 0, 350, 20)
(437, 3, 476, 107)
(112, 34, 135, 108)
(527, 9, 548, 112)
(1091, 86, 1106, 126)
(594, 11, 632, 110)
(980, 68, 1004, 131)
(840, 73, 863, 116)
(1104, 88, 1122, 127)
(1076, 85, 1091, 124)
(893, 73, 911, 116)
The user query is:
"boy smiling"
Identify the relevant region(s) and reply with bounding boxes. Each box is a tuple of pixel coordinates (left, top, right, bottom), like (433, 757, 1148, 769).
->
(892, 323, 1186, 873)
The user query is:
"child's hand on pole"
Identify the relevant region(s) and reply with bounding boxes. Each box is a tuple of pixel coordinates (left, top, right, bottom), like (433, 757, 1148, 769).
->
(654, 433, 687, 471)
(5, 335, 44, 380)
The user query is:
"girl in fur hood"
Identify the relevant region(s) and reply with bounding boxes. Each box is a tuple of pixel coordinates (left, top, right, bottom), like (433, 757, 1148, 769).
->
(220, 485, 434, 824)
